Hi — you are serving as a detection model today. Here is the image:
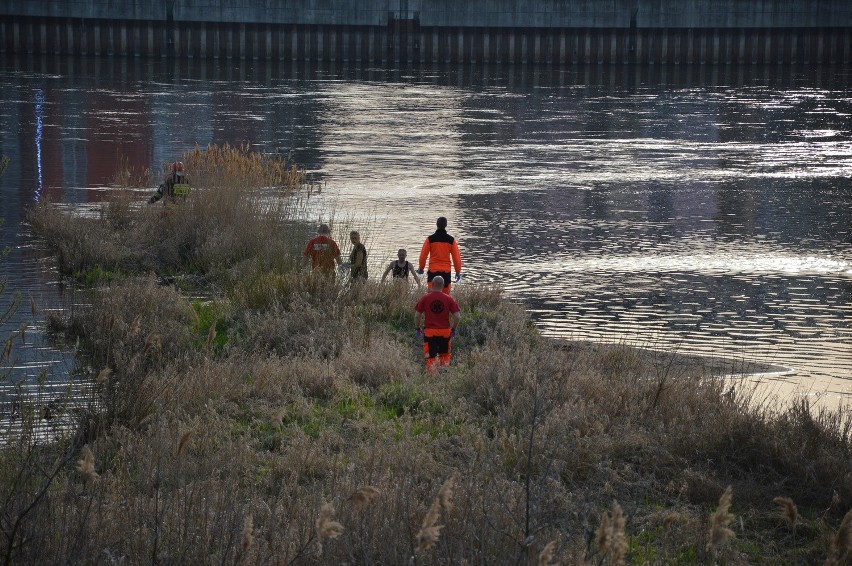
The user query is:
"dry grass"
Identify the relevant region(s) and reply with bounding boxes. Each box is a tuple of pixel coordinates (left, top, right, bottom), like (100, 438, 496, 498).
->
(5, 147, 851, 565)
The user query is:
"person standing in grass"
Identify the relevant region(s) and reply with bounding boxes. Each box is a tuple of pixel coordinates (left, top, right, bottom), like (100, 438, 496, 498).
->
(304, 223, 342, 276)
(417, 216, 462, 294)
(149, 161, 188, 204)
(381, 248, 421, 286)
(348, 231, 368, 281)
(414, 276, 461, 373)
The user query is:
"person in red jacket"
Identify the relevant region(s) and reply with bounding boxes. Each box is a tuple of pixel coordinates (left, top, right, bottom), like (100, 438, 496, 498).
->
(417, 216, 462, 294)
(304, 223, 342, 275)
(414, 276, 461, 373)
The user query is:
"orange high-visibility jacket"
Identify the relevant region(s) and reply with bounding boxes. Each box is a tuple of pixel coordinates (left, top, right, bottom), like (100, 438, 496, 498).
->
(419, 229, 462, 275)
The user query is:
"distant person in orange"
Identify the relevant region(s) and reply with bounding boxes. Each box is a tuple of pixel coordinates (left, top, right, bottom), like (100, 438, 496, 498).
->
(414, 276, 461, 373)
(417, 216, 462, 294)
(149, 161, 187, 204)
(304, 223, 342, 275)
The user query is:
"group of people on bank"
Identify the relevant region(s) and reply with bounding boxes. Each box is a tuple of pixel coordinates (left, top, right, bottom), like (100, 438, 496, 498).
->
(150, 162, 463, 373)
(303, 216, 463, 373)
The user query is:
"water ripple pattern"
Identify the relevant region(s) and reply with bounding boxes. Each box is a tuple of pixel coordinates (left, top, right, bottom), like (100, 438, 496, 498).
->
(0, 60, 850, 406)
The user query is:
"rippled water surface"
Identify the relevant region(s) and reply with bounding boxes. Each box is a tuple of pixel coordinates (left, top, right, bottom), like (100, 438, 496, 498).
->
(1, 56, 850, 406)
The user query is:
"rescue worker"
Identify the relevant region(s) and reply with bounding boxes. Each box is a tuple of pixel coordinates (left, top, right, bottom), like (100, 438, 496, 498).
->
(348, 230, 368, 281)
(414, 276, 461, 373)
(381, 248, 421, 286)
(417, 216, 462, 295)
(304, 223, 342, 275)
(150, 161, 187, 204)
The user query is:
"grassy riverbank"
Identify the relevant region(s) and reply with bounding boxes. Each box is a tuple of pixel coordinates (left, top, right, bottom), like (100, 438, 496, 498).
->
(4, 146, 850, 564)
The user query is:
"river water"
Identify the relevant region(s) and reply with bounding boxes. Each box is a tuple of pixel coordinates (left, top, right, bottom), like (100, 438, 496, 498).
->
(1, 55, 850, 409)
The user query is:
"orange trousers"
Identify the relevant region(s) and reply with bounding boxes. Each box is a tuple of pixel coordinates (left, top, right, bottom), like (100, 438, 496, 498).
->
(422, 328, 452, 372)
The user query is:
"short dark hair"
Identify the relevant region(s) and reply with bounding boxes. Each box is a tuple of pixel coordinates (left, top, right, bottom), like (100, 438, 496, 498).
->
(437, 217, 447, 229)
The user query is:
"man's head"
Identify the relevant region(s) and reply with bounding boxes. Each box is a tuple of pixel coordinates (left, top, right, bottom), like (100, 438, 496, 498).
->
(437, 217, 447, 229)
(431, 276, 445, 291)
(317, 223, 331, 235)
(397, 248, 407, 260)
(172, 161, 185, 178)
(350, 230, 360, 244)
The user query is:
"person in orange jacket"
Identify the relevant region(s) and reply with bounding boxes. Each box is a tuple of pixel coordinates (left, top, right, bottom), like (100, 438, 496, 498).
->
(417, 216, 462, 294)
(414, 276, 461, 373)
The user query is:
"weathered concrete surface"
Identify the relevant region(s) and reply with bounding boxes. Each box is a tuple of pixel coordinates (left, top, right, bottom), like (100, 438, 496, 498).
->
(1, 0, 850, 28)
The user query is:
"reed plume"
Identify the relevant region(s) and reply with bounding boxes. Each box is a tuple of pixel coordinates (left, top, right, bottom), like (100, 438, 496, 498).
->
(29, 294, 36, 318)
(707, 486, 736, 553)
(538, 539, 557, 566)
(595, 510, 612, 556)
(96, 367, 112, 384)
(826, 509, 852, 566)
(349, 486, 380, 512)
(177, 430, 193, 458)
(316, 502, 344, 540)
(207, 322, 217, 349)
(773, 496, 798, 529)
(437, 472, 458, 513)
(611, 501, 627, 564)
(595, 501, 627, 564)
(19, 322, 26, 345)
(241, 513, 253, 552)
(144, 332, 162, 355)
(130, 314, 142, 335)
(76, 445, 99, 482)
(415, 473, 458, 553)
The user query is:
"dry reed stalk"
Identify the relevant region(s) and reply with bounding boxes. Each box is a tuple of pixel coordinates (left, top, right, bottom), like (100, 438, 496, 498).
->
(18, 322, 25, 345)
(707, 486, 736, 553)
(177, 431, 193, 458)
(315, 502, 344, 540)
(826, 509, 852, 566)
(4, 338, 12, 361)
(349, 486, 380, 512)
(76, 445, 99, 482)
(29, 295, 36, 318)
(538, 539, 557, 565)
(96, 367, 112, 384)
(773, 496, 798, 529)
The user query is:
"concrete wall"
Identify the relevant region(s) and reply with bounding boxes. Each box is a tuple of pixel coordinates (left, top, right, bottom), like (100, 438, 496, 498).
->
(2, 0, 850, 28)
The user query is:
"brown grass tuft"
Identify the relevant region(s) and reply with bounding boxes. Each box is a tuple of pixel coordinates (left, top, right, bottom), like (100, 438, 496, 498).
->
(707, 486, 736, 553)
(76, 445, 99, 482)
(773, 496, 798, 529)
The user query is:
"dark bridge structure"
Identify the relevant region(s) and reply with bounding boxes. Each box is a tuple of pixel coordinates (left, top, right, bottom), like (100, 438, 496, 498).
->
(1, 1, 850, 65)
